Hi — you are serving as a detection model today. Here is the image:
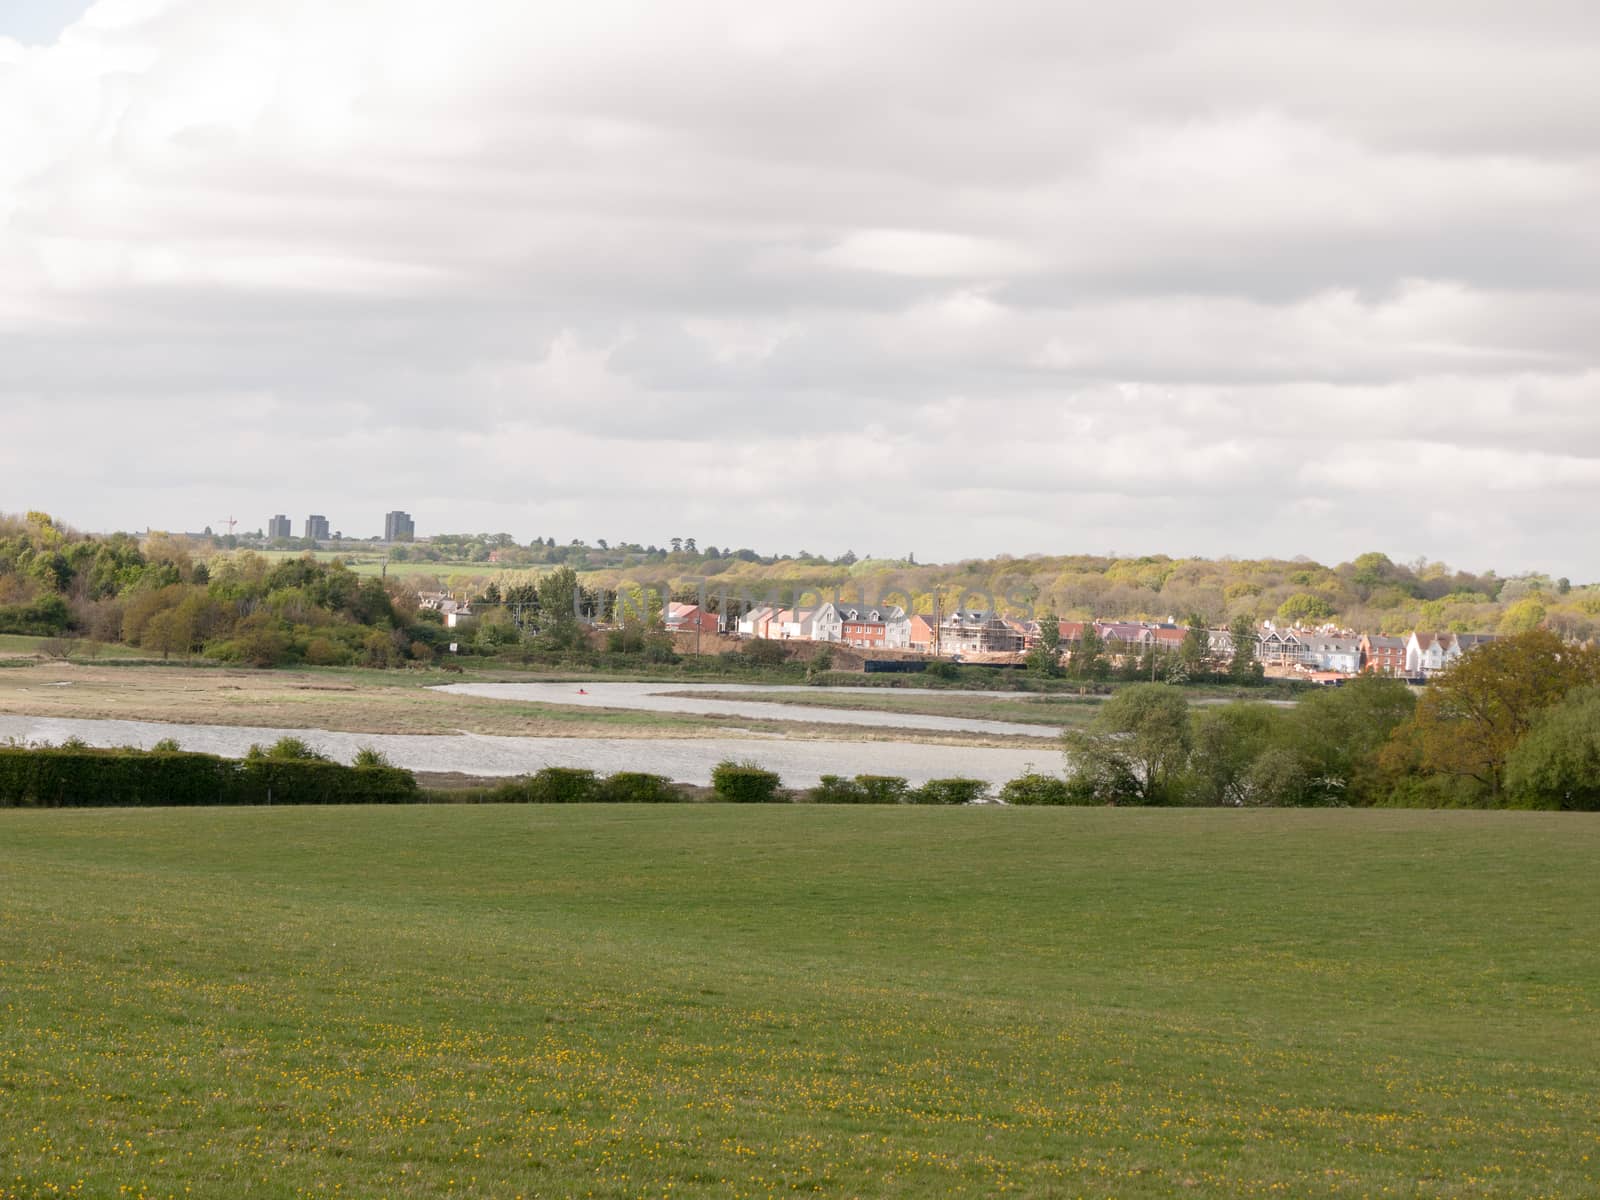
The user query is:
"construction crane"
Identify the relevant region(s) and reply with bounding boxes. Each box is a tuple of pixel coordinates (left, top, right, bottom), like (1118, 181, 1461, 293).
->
(219, 516, 238, 536)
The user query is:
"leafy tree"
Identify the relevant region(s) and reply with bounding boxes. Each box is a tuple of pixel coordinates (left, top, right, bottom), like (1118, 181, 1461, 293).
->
(1064, 683, 1191, 805)
(1186, 702, 1279, 806)
(1504, 687, 1600, 810)
(1284, 674, 1416, 805)
(1179, 618, 1211, 676)
(1038, 612, 1062, 657)
(1070, 624, 1107, 681)
(1497, 596, 1546, 635)
(1026, 611, 1063, 678)
(1241, 745, 1314, 807)
(536, 566, 585, 650)
(1381, 631, 1600, 801)
(1277, 592, 1334, 624)
(1228, 613, 1262, 684)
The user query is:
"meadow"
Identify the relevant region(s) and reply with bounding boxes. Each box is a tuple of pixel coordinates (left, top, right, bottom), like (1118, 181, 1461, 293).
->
(2, 806, 1597, 1198)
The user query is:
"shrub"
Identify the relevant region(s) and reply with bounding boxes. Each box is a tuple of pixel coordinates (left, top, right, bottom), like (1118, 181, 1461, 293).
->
(741, 639, 789, 667)
(810, 774, 865, 803)
(525, 767, 599, 803)
(853, 774, 911, 804)
(999, 772, 1092, 806)
(711, 759, 784, 803)
(595, 771, 684, 803)
(353, 746, 392, 768)
(923, 660, 959, 681)
(151, 737, 182, 753)
(303, 636, 351, 666)
(911, 777, 988, 805)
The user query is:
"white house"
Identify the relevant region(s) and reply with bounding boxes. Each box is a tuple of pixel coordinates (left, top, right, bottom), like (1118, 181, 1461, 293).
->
(1406, 631, 1496, 675)
(1300, 634, 1361, 674)
(736, 605, 779, 638)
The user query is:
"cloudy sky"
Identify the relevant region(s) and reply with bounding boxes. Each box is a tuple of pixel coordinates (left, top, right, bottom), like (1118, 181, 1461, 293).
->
(3, 1, 1598, 575)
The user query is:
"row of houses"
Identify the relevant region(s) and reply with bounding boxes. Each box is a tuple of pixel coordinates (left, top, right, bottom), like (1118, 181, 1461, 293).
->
(677, 599, 1494, 677)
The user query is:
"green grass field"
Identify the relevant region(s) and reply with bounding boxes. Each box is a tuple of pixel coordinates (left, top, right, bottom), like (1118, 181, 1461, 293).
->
(2, 807, 1597, 1198)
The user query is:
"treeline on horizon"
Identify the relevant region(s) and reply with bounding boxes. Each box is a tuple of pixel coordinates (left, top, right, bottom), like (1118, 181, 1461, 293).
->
(370, 529, 1599, 640)
(7, 510, 1600, 662)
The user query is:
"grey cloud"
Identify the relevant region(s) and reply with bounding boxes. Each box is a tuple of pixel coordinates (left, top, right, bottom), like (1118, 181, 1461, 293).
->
(2, 0, 1599, 574)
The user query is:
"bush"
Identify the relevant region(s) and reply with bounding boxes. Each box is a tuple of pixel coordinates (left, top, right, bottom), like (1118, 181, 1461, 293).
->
(524, 767, 600, 803)
(911, 777, 988, 805)
(923, 660, 959, 681)
(711, 759, 784, 803)
(810, 774, 865, 803)
(304, 636, 352, 666)
(853, 774, 911, 804)
(595, 771, 684, 803)
(0, 595, 71, 635)
(741, 639, 789, 667)
(38, 637, 74, 660)
(999, 772, 1094, 806)
(353, 746, 392, 768)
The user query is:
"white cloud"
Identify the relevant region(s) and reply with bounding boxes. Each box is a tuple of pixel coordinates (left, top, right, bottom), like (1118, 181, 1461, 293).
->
(1, 0, 1599, 575)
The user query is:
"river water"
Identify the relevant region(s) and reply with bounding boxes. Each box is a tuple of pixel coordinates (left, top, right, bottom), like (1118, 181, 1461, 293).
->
(0, 715, 1063, 788)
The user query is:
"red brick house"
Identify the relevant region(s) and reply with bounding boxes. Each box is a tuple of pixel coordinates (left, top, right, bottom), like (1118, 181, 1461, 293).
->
(665, 602, 720, 636)
(1359, 634, 1407, 675)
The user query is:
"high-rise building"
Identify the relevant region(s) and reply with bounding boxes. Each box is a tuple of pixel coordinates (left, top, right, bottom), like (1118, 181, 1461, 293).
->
(267, 514, 291, 540)
(384, 510, 415, 542)
(304, 514, 330, 542)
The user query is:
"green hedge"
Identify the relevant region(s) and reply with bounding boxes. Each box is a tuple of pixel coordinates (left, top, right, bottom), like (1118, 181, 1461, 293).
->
(595, 771, 684, 803)
(711, 760, 784, 803)
(0, 746, 417, 807)
(811, 774, 870, 803)
(998, 772, 1093, 806)
(911, 778, 988, 806)
(807, 774, 988, 805)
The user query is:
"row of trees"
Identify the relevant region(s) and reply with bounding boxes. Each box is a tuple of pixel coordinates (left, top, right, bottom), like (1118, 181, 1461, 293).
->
(0, 512, 448, 667)
(1025, 611, 1265, 685)
(1063, 632, 1600, 809)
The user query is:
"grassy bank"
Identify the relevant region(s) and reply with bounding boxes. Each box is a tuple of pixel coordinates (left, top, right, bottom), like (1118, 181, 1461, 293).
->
(2, 806, 1597, 1198)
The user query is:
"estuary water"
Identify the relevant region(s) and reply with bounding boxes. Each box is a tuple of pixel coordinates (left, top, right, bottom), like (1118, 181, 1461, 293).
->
(0, 715, 1062, 788)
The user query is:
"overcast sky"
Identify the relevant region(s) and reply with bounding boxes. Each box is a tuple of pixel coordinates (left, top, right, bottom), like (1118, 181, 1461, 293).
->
(2, 2, 1598, 576)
